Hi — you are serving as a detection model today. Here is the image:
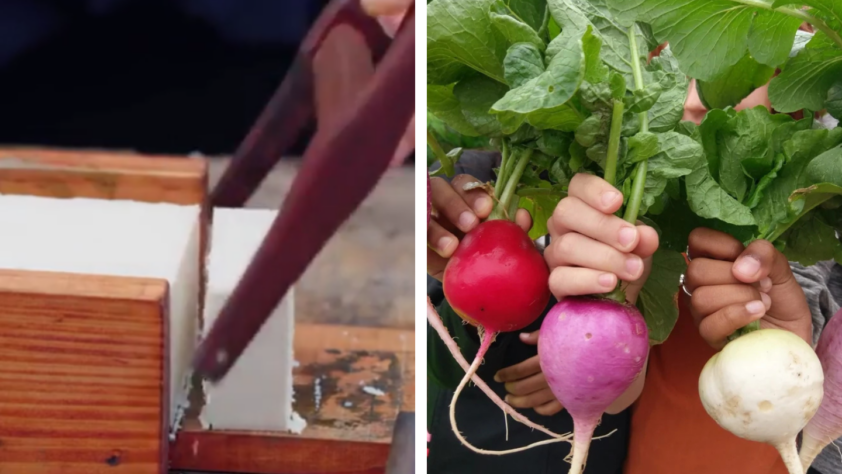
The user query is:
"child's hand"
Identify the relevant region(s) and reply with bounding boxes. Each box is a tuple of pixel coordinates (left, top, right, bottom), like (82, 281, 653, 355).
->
(494, 332, 563, 416)
(427, 176, 531, 281)
(684, 228, 813, 349)
(546, 174, 659, 304)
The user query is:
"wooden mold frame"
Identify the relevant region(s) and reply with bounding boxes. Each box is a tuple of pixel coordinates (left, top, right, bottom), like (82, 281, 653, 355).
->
(0, 147, 414, 474)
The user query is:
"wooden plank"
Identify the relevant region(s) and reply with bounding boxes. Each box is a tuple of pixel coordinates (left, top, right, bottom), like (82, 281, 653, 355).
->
(0, 270, 169, 474)
(169, 431, 390, 474)
(0, 147, 207, 205)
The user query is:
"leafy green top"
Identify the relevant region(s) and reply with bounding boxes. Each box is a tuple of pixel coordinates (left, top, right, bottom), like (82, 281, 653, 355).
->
(427, 0, 842, 344)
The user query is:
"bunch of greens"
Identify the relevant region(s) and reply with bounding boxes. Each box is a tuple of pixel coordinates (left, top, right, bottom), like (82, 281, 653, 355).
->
(426, 0, 842, 344)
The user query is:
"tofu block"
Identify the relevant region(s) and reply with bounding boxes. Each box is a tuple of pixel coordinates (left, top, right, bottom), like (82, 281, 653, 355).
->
(0, 194, 201, 430)
(201, 208, 302, 433)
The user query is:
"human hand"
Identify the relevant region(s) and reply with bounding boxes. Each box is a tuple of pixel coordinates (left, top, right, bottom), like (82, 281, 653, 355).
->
(684, 228, 813, 349)
(545, 174, 659, 304)
(494, 331, 563, 416)
(427, 176, 532, 281)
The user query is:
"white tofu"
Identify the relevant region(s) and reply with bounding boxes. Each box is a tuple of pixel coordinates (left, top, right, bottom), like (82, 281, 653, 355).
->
(0, 194, 201, 431)
(201, 208, 302, 433)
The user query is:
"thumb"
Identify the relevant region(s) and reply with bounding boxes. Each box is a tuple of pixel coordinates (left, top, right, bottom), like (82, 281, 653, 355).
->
(519, 331, 539, 345)
(731, 240, 792, 286)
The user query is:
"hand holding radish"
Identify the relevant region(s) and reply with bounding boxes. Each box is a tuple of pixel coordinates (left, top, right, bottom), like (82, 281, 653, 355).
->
(427, 175, 531, 281)
(545, 173, 659, 304)
(687, 232, 823, 474)
(684, 228, 813, 349)
(494, 331, 563, 417)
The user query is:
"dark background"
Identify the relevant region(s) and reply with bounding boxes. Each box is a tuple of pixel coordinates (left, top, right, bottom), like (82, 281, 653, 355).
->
(0, 0, 339, 157)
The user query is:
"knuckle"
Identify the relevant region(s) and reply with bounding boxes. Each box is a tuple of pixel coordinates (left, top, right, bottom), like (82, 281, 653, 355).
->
(554, 233, 577, 259)
(686, 260, 703, 286)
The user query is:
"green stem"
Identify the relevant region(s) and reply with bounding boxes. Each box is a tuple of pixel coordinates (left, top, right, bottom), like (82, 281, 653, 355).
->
(494, 140, 511, 198)
(489, 148, 533, 221)
(623, 161, 648, 224)
(604, 99, 626, 187)
(732, 0, 842, 49)
(428, 130, 455, 176)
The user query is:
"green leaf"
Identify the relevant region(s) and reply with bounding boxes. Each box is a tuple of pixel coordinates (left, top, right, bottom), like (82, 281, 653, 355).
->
(549, 157, 572, 184)
(768, 32, 842, 113)
(608, 0, 798, 81)
(772, 0, 842, 31)
(508, 0, 549, 31)
(453, 74, 512, 137)
(649, 194, 756, 252)
(649, 132, 706, 177)
(779, 213, 842, 266)
(428, 84, 482, 137)
(569, 141, 587, 171)
(696, 54, 775, 110)
(686, 165, 756, 226)
(537, 130, 572, 156)
(752, 128, 842, 234)
(547, 0, 648, 88)
(518, 190, 562, 239)
(491, 1, 547, 51)
(646, 47, 690, 132)
(503, 43, 546, 88)
(748, 10, 805, 67)
(745, 153, 785, 209)
(698, 107, 736, 178)
(575, 112, 607, 148)
(492, 28, 586, 115)
(637, 248, 686, 345)
(626, 81, 663, 113)
(627, 131, 659, 163)
(675, 121, 701, 141)
(826, 81, 842, 119)
(805, 146, 842, 187)
(427, 0, 509, 84)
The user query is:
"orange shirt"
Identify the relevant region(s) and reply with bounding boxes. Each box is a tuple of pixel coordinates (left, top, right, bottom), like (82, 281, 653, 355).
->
(624, 294, 788, 474)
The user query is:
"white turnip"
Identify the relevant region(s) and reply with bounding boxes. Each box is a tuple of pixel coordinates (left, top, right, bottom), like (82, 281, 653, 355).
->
(538, 296, 649, 474)
(698, 329, 824, 474)
(800, 308, 842, 472)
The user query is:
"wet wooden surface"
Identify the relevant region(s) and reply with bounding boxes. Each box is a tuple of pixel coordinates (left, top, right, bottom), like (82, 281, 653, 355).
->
(173, 324, 414, 473)
(0, 270, 169, 474)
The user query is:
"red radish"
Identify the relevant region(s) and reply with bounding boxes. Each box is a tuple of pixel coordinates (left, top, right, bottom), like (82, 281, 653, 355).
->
(538, 296, 649, 474)
(443, 219, 550, 332)
(800, 308, 842, 471)
(438, 218, 562, 453)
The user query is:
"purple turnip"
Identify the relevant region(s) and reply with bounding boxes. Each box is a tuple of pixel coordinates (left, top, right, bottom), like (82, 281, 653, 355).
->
(538, 296, 649, 474)
(800, 308, 842, 471)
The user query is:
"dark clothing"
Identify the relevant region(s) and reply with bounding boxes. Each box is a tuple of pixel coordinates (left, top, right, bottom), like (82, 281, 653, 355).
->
(427, 150, 630, 473)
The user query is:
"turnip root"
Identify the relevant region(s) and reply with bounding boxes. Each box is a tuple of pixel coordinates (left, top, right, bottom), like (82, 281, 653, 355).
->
(698, 329, 824, 474)
(800, 308, 842, 472)
(538, 296, 649, 474)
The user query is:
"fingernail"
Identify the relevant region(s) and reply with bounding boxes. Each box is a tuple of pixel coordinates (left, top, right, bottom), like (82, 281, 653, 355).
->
(504, 395, 511, 403)
(519, 332, 530, 341)
(602, 190, 621, 208)
(437, 236, 454, 253)
(625, 256, 642, 276)
(746, 300, 765, 314)
(494, 373, 501, 383)
(598, 273, 616, 288)
(759, 277, 772, 292)
(761, 292, 771, 309)
(458, 211, 477, 230)
(474, 195, 492, 215)
(734, 255, 761, 278)
(618, 227, 637, 248)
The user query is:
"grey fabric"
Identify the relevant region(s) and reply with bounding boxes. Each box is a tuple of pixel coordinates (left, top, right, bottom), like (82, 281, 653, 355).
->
(793, 261, 842, 474)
